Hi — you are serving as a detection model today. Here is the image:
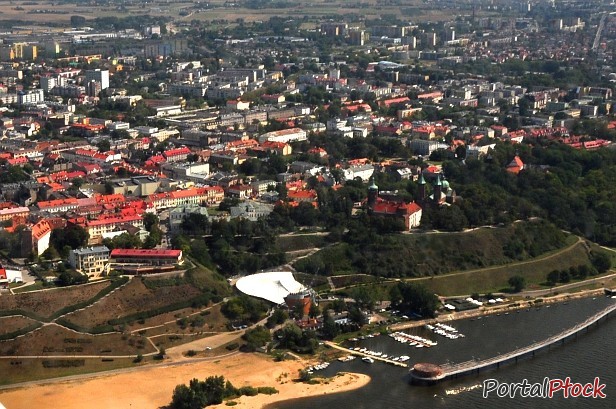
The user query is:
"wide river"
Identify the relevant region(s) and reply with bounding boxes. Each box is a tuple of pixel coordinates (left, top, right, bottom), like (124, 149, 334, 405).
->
(272, 296, 616, 408)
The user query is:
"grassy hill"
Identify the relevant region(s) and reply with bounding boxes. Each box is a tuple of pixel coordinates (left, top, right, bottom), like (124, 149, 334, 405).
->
(294, 220, 573, 278)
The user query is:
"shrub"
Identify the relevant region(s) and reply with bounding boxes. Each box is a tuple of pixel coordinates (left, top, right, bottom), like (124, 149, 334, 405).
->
(257, 387, 278, 395)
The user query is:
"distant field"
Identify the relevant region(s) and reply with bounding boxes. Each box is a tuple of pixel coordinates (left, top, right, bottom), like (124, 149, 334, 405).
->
(0, 0, 471, 26)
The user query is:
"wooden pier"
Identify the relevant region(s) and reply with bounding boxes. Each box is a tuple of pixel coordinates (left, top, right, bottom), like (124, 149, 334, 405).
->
(324, 341, 409, 368)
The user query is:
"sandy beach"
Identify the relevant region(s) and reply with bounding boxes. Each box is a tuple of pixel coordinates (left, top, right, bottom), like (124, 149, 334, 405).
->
(0, 353, 369, 409)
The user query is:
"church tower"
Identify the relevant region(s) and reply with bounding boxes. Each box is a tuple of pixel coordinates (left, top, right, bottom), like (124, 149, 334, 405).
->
(367, 176, 379, 210)
(433, 174, 442, 205)
(417, 173, 427, 202)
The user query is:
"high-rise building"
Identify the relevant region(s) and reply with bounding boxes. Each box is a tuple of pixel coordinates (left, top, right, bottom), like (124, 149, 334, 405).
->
(13, 43, 37, 60)
(85, 69, 110, 90)
(17, 89, 44, 105)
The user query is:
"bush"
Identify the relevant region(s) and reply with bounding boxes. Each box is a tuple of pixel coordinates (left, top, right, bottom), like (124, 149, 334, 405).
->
(225, 343, 239, 351)
(238, 386, 258, 397)
(257, 387, 278, 395)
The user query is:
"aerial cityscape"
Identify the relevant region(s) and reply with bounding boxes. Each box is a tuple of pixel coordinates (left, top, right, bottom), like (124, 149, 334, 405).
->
(0, 0, 615, 407)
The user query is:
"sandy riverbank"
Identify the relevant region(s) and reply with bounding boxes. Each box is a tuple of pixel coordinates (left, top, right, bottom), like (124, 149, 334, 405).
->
(0, 353, 369, 409)
(209, 372, 370, 409)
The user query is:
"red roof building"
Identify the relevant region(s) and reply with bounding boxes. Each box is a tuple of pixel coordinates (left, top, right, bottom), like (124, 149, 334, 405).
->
(372, 199, 423, 231)
(110, 248, 183, 265)
(506, 156, 525, 174)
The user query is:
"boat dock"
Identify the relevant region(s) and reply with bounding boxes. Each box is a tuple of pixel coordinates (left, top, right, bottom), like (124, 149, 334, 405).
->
(410, 301, 616, 384)
(324, 341, 409, 368)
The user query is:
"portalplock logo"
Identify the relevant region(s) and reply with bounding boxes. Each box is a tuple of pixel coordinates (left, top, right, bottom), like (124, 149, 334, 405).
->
(483, 377, 607, 398)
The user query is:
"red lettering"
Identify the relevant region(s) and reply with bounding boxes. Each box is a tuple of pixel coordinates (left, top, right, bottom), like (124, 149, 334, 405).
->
(549, 379, 564, 398)
(582, 383, 593, 398)
(563, 377, 573, 398)
(570, 383, 582, 397)
(593, 377, 607, 399)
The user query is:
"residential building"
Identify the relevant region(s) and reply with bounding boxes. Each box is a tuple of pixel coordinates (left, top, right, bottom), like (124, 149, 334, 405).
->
(169, 204, 211, 232)
(68, 246, 110, 277)
(85, 69, 110, 90)
(85, 214, 144, 244)
(258, 128, 307, 144)
(229, 200, 274, 221)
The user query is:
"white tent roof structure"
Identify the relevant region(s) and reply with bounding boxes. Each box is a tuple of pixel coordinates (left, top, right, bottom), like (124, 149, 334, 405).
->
(235, 271, 306, 305)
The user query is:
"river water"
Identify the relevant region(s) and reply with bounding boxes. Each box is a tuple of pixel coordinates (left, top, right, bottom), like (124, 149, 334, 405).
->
(271, 296, 616, 408)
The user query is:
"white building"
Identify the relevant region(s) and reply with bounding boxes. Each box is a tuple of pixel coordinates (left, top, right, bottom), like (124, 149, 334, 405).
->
(18, 89, 44, 105)
(85, 69, 110, 90)
(343, 164, 374, 182)
(258, 128, 307, 144)
(68, 246, 110, 277)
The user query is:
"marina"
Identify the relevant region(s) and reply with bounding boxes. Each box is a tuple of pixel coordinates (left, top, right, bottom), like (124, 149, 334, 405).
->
(324, 341, 409, 368)
(409, 300, 616, 384)
(277, 293, 616, 409)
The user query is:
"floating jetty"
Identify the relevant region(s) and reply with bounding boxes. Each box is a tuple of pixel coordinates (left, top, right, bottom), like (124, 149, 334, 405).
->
(410, 301, 616, 385)
(324, 341, 408, 368)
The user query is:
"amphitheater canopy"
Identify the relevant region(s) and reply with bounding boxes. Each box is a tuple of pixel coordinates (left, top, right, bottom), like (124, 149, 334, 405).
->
(235, 271, 305, 305)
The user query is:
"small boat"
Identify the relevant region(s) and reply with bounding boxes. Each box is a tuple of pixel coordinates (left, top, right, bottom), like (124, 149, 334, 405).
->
(362, 357, 374, 363)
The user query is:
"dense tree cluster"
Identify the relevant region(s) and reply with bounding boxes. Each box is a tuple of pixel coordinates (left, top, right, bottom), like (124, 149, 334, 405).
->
(221, 295, 269, 324)
(389, 282, 439, 318)
(295, 220, 566, 278)
(275, 323, 319, 354)
(170, 375, 276, 409)
(241, 325, 272, 351)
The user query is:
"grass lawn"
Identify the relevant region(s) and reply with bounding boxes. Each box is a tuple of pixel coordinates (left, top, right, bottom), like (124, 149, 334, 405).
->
(415, 240, 597, 296)
(276, 234, 327, 252)
(11, 282, 49, 293)
(0, 357, 137, 386)
(0, 325, 156, 357)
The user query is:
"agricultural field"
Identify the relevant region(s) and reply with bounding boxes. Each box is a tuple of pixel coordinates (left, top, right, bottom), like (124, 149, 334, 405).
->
(0, 0, 482, 27)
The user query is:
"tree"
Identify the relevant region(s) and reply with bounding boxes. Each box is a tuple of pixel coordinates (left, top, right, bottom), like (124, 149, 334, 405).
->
(546, 270, 560, 286)
(50, 225, 89, 252)
(391, 282, 439, 318)
(96, 140, 111, 152)
(508, 275, 526, 293)
(321, 310, 339, 340)
(143, 213, 159, 232)
(591, 252, 611, 275)
(70, 15, 86, 27)
(308, 303, 320, 318)
(266, 309, 288, 328)
(242, 325, 272, 351)
(57, 270, 88, 286)
(71, 177, 85, 189)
